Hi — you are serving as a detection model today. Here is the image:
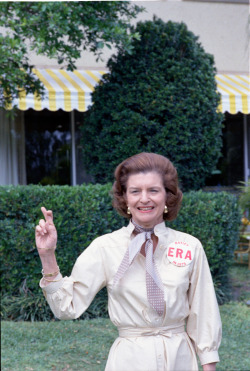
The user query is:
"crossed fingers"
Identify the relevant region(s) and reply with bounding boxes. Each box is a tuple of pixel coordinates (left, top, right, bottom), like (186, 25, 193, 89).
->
(36, 207, 54, 236)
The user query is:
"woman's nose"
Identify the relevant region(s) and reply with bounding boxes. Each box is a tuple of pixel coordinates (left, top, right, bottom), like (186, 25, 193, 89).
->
(140, 191, 149, 203)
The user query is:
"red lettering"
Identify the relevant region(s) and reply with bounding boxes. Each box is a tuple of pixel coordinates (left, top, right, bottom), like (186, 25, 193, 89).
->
(177, 262, 186, 266)
(174, 241, 189, 246)
(176, 248, 183, 258)
(185, 250, 192, 260)
(168, 247, 174, 257)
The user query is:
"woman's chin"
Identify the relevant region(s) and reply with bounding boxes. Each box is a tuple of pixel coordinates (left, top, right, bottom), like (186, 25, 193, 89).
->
(133, 214, 162, 228)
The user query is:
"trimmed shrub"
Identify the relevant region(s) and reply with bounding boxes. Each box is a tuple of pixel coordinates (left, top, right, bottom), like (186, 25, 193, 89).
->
(80, 18, 223, 191)
(0, 185, 240, 320)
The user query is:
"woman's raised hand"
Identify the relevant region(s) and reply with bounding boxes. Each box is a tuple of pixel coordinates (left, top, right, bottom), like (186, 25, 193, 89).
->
(35, 207, 58, 254)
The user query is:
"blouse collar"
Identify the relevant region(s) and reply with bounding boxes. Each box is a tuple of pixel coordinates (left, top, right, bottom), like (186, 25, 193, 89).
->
(126, 220, 167, 237)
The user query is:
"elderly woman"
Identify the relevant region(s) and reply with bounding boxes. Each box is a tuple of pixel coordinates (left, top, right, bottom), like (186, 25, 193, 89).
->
(36, 152, 221, 371)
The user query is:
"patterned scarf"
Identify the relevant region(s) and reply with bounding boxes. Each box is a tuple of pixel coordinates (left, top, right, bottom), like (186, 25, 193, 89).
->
(113, 219, 165, 316)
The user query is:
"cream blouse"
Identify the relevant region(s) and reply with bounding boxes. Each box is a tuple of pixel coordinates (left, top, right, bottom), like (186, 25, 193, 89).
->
(40, 222, 222, 371)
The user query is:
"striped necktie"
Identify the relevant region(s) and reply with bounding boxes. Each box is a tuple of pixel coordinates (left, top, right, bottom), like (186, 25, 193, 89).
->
(113, 220, 165, 316)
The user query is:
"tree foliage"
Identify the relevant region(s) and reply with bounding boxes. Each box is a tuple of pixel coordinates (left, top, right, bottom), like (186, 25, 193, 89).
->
(80, 18, 223, 190)
(0, 1, 143, 108)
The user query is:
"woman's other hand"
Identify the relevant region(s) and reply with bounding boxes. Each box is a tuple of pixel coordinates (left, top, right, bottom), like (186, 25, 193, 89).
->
(203, 363, 216, 371)
(35, 207, 57, 254)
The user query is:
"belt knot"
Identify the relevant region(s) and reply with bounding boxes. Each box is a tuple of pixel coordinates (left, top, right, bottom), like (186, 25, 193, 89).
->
(118, 325, 185, 338)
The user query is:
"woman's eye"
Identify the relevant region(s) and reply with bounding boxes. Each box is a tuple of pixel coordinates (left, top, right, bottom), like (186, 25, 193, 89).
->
(151, 189, 158, 193)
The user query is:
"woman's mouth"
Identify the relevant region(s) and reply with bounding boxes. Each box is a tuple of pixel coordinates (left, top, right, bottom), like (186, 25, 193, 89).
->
(137, 207, 154, 212)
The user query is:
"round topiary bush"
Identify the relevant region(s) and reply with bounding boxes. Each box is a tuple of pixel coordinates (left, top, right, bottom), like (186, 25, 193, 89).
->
(80, 18, 223, 190)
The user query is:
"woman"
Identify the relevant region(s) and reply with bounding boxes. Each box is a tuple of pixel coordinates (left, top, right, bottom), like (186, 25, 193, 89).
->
(36, 152, 221, 371)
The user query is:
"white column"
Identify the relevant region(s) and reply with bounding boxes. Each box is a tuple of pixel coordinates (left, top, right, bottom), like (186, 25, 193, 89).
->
(0, 109, 18, 185)
(243, 114, 249, 184)
(71, 110, 77, 186)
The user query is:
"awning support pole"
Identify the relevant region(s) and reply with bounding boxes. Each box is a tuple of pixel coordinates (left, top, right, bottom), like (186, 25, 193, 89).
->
(243, 114, 249, 184)
(71, 111, 77, 186)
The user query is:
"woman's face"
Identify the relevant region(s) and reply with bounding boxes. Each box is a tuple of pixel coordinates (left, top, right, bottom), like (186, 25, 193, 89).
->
(125, 171, 167, 228)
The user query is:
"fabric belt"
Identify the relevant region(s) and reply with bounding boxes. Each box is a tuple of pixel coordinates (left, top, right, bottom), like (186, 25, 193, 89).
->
(118, 325, 185, 338)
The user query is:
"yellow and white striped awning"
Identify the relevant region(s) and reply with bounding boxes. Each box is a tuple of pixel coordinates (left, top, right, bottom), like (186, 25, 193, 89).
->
(7, 70, 250, 114)
(216, 74, 250, 114)
(9, 69, 106, 112)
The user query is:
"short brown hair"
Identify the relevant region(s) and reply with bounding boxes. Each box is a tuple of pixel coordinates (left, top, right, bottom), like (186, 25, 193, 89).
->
(112, 152, 183, 221)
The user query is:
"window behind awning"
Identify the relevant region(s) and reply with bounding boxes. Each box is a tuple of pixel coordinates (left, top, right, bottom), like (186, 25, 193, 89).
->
(6, 69, 250, 115)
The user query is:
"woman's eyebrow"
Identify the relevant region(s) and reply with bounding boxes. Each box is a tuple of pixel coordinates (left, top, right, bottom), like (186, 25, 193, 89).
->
(128, 186, 162, 190)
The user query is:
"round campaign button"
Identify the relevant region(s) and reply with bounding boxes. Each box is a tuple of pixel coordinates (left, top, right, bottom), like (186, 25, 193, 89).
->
(167, 240, 194, 267)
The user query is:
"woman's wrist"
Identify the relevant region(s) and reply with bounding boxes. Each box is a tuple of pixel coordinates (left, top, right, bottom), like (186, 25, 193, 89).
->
(203, 362, 217, 371)
(39, 250, 58, 275)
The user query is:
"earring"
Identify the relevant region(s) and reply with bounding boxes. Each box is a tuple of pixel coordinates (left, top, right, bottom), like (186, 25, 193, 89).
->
(127, 206, 131, 215)
(164, 205, 168, 214)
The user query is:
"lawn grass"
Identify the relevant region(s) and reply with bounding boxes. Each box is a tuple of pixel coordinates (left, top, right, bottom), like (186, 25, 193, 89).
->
(228, 261, 250, 302)
(216, 302, 249, 371)
(1, 264, 250, 371)
(1, 318, 117, 371)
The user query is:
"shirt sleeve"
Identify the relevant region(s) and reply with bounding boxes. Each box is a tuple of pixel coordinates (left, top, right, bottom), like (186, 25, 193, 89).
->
(186, 241, 222, 366)
(40, 239, 107, 320)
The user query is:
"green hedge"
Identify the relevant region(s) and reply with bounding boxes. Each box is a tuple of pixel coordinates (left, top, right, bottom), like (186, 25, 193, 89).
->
(0, 185, 240, 321)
